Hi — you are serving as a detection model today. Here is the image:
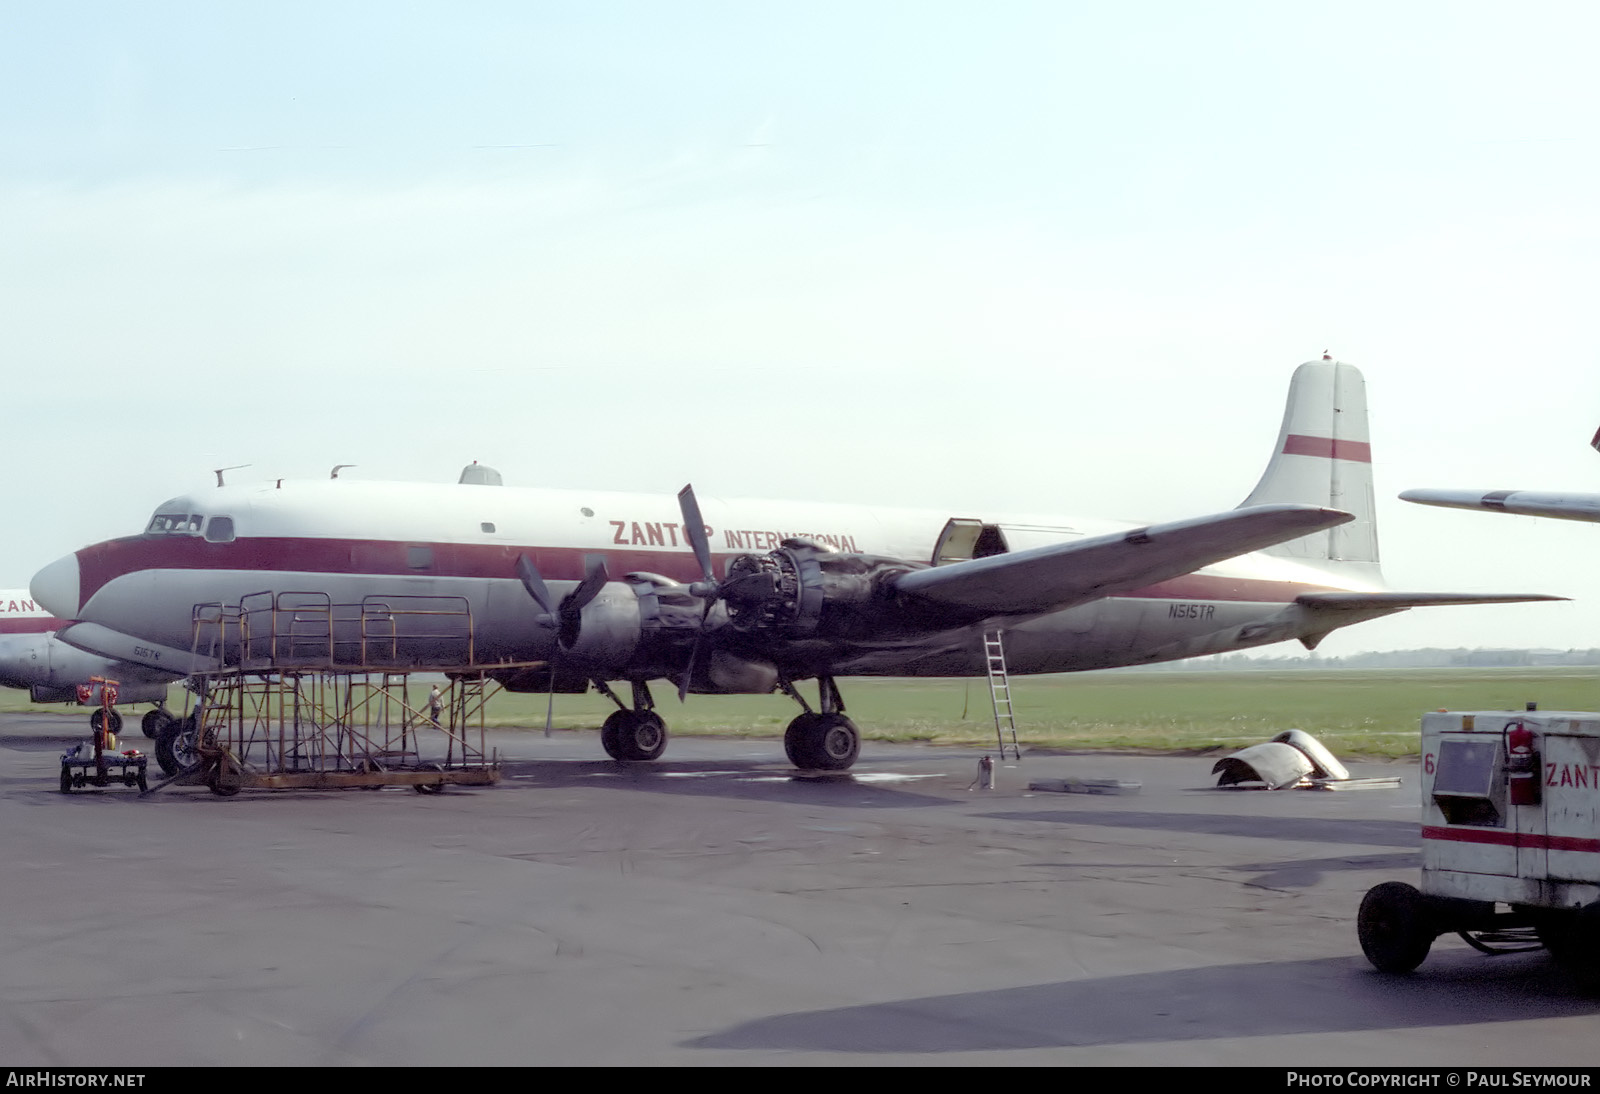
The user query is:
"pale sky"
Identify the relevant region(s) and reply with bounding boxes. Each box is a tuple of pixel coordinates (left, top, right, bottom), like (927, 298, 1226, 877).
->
(4, 2, 1599, 654)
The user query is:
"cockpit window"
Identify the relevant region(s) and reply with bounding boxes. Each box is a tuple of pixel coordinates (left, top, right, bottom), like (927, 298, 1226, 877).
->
(146, 513, 203, 535)
(204, 516, 236, 543)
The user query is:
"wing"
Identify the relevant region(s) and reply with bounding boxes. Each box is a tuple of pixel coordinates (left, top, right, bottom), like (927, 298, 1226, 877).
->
(1295, 591, 1566, 609)
(1401, 489, 1600, 523)
(889, 504, 1352, 618)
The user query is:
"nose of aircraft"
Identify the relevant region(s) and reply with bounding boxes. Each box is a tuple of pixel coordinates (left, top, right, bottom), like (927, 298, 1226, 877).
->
(31, 554, 80, 619)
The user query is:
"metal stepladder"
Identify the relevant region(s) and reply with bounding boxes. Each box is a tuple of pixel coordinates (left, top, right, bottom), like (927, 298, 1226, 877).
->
(983, 630, 1022, 762)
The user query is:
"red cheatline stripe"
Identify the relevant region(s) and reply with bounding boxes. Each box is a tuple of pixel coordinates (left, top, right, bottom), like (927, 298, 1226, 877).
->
(1422, 825, 1600, 855)
(75, 535, 1343, 606)
(1281, 434, 1372, 463)
(0, 618, 57, 635)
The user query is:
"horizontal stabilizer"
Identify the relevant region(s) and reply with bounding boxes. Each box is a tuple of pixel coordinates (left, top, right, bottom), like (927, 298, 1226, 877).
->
(891, 504, 1353, 618)
(1295, 591, 1567, 610)
(1400, 489, 1600, 524)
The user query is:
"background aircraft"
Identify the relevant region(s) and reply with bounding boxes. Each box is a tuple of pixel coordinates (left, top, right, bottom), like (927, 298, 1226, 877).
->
(30, 359, 1554, 770)
(0, 589, 179, 736)
(1401, 428, 1600, 523)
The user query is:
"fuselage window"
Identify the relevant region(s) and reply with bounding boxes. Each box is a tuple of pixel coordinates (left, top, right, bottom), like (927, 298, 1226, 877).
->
(407, 546, 433, 570)
(481, 522, 496, 534)
(204, 517, 236, 543)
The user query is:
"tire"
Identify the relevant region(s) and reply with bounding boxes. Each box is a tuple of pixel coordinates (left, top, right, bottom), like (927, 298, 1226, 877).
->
(1358, 881, 1436, 973)
(413, 762, 445, 795)
(784, 713, 860, 772)
(155, 715, 201, 778)
(1534, 908, 1577, 963)
(141, 709, 173, 739)
(90, 709, 123, 736)
(600, 711, 625, 760)
(1546, 903, 1600, 990)
(60, 766, 72, 794)
(207, 769, 241, 797)
(602, 710, 668, 761)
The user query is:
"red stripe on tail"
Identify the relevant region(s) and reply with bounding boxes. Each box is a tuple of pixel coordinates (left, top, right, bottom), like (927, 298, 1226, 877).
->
(1282, 434, 1372, 463)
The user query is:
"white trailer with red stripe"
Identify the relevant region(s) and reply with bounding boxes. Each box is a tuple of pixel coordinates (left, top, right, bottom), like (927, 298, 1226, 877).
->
(1359, 709, 1600, 978)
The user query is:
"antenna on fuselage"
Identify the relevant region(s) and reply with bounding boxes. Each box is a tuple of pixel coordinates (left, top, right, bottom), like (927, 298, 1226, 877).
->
(213, 464, 250, 487)
(331, 464, 357, 479)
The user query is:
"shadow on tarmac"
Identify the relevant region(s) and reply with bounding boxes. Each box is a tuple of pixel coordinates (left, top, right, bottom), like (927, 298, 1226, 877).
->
(687, 952, 1599, 1054)
(497, 758, 957, 809)
(983, 809, 1421, 848)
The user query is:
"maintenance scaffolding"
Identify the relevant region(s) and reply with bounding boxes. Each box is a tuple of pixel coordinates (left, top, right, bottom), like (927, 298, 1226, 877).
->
(160, 590, 529, 797)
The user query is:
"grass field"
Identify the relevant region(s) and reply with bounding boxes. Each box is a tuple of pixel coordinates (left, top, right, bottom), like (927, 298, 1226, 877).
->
(11, 667, 1598, 759)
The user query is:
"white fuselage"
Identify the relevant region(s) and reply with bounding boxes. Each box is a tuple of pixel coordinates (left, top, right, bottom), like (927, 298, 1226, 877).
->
(32, 479, 1373, 682)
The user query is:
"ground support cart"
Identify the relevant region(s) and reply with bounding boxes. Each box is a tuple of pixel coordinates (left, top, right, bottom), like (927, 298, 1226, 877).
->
(58, 676, 148, 794)
(1359, 709, 1600, 979)
(60, 746, 148, 794)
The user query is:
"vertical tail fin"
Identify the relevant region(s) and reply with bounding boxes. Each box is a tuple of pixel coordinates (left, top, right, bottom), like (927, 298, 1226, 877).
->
(1239, 358, 1381, 581)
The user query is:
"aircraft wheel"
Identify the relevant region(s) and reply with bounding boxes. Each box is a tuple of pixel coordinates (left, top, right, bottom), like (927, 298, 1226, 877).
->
(60, 766, 72, 794)
(90, 709, 123, 736)
(207, 768, 242, 797)
(784, 712, 860, 772)
(1358, 881, 1436, 973)
(155, 715, 200, 778)
(602, 710, 668, 761)
(600, 711, 624, 759)
(141, 709, 173, 739)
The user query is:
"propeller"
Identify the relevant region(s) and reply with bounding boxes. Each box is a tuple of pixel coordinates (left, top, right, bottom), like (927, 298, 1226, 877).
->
(517, 553, 609, 648)
(516, 553, 610, 733)
(676, 484, 721, 701)
(673, 483, 795, 698)
(678, 485, 717, 597)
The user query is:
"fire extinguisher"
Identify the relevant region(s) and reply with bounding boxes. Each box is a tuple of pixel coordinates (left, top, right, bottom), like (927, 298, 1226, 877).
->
(1505, 720, 1542, 807)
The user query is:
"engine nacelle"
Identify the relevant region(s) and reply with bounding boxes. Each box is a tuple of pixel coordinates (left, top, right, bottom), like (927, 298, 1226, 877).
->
(556, 582, 643, 670)
(620, 574, 780, 693)
(617, 573, 703, 678)
(557, 574, 713, 679)
(720, 539, 921, 641)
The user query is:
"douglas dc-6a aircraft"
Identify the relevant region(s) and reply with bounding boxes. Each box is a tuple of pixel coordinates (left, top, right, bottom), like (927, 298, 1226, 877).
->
(30, 359, 1555, 771)
(0, 589, 179, 735)
(1403, 429, 1600, 522)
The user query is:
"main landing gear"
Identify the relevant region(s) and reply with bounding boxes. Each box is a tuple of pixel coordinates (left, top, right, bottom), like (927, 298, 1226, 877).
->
(780, 676, 860, 772)
(588, 675, 862, 771)
(596, 681, 668, 762)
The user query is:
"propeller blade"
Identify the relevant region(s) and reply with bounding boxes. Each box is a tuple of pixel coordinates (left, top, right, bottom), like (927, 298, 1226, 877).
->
(555, 557, 609, 649)
(677, 484, 716, 588)
(678, 633, 706, 703)
(564, 557, 610, 612)
(516, 555, 556, 617)
(544, 670, 556, 738)
(519, 556, 570, 737)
